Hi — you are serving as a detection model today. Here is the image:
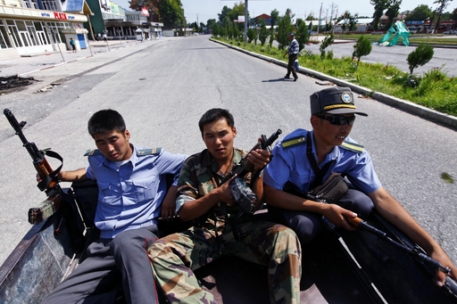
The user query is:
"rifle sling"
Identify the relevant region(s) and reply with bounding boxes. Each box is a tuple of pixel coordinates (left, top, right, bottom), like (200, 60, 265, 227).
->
(37, 150, 63, 191)
(306, 132, 334, 189)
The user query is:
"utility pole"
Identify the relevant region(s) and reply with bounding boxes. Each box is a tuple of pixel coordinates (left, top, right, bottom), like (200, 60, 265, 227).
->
(244, 0, 248, 43)
(317, 2, 323, 36)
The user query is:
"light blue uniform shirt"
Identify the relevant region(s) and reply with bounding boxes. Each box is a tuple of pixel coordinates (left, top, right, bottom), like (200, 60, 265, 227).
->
(85, 145, 187, 238)
(264, 129, 382, 194)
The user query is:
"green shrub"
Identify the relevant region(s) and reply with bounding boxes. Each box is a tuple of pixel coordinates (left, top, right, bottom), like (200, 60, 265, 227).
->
(352, 36, 372, 69)
(407, 44, 434, 75)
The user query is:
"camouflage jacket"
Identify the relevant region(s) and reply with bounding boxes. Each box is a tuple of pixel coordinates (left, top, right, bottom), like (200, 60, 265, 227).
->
(176, 148, 252, 224)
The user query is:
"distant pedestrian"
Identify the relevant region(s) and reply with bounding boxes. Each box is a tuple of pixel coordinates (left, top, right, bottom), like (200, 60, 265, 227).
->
(103, 33, 108, 42)
(97, 33, 101, 41)
(283, 32, 299, 81)
(69, 38, 76, 53)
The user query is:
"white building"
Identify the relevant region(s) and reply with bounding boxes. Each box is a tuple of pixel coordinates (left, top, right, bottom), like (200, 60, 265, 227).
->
(1, 0, 91, 59)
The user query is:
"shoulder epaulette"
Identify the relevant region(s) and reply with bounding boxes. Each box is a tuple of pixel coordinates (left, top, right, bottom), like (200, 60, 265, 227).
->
(340, 141, 364, 153)
(137, 148, 162, 156)
(84, 149, 102, 156)
(281, 136, 306, 149)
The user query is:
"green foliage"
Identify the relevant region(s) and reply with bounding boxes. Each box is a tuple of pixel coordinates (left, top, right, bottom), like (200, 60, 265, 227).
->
(269, 9, 279, 48)
(319, 33, 335, 59)
(384, 0, 401, 30)
(296, 19, 309, 51)
(212, 23, 219, 37)
(406, 4, 432, 21)
(247, 28, 257, 43)
(258, 19, 268, 46)
(407, 43, 434, 74)
(157, 0, 185, 29)
(276, 10, 294, 50)
(352, 36, 372, 69)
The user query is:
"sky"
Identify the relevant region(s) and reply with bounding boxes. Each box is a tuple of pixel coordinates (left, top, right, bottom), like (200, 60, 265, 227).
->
(113, 0, 455, 25)
(180, 0, 451, 24)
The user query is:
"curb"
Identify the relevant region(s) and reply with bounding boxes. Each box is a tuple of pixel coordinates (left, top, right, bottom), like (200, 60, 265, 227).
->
(210, 38, 457, 131)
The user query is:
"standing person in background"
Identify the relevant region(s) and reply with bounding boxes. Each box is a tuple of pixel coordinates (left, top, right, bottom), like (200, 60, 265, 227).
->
(69, 38, 76, 53)
(283, 32, 299, 81)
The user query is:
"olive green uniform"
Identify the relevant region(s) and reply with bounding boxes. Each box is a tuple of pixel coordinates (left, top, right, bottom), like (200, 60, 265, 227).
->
(148, 148, 301, 304)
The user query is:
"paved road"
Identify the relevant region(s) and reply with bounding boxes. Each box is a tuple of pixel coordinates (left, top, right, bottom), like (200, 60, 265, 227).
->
(0, 35, 456, 274)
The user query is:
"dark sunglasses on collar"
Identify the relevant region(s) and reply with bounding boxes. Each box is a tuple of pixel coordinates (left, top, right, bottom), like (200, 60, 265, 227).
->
(317, 115, 356, 125)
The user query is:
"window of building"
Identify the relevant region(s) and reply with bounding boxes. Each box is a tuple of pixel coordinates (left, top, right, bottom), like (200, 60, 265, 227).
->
(41, 0, 58, 11)
(0, 21, 12, 49)
(21, 0, 38, 9)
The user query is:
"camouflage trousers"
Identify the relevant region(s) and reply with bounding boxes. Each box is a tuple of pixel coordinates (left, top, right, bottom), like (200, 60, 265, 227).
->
(148, 220, 301, 304)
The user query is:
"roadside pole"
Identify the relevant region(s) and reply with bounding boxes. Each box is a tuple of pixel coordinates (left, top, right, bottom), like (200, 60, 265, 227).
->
(52, 30, 65, 63)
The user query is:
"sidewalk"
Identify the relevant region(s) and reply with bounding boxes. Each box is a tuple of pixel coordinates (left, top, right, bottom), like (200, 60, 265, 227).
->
(0, 39, 150, 78)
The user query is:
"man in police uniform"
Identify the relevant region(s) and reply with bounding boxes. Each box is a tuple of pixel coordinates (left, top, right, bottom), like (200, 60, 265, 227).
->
(263, 86, 457, 286)
(42, 109, 187, 304)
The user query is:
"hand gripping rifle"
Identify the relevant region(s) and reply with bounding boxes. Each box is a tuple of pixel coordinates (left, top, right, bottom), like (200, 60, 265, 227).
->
(283, 181, 457, 294)
(4, 109, 85, 251)
(220, 129, 282, 214)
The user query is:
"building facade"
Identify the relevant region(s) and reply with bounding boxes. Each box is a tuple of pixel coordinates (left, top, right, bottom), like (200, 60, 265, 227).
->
(85, 0, 163, 41)
(0, 0, 90, 59)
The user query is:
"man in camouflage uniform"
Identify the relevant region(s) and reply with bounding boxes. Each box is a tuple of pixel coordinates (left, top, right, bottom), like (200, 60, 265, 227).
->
(148, 108, 301, 304)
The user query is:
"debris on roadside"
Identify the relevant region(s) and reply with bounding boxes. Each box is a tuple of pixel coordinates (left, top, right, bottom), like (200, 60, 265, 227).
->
(315, 81, 335, 86)
(36, 83, 60, 93)
(0, 75, 40, 92)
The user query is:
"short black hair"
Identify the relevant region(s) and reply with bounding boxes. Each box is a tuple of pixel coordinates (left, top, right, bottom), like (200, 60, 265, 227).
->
(198, 108, 234, 134)
(88, 109, 126, 136)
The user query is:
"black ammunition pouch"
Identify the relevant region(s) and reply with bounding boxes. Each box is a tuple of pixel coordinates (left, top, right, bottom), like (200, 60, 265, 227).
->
(308, 172, 348, 204)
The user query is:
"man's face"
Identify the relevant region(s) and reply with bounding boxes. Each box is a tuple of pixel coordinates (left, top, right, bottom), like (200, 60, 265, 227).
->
(311, 114, 354, 147)
(202, 118, 236, 163)
(92, 130, 132, 162)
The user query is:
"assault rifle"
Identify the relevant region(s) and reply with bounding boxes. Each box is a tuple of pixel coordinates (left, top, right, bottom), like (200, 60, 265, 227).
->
(283, 181, 454, 277)
(4, 109, 85, 251)
(220, 129, 282, 214)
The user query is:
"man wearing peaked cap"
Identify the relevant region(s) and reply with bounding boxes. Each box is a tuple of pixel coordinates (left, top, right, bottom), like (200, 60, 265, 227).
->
(263, 86, 457, 286)
(310, 86, 368, 116)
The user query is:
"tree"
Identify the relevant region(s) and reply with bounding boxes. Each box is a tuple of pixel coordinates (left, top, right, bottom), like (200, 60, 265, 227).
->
(212, 23, 220, 37)
(158, 0, 185, 29)
(247, 28, 257, 43)
(269, 9, 279, 47)
(258, 18, 268, 46)
(352, 36, 372, 69)
(406, 5, 433, 21)
(276, 9, 294, 50)
(129, 0, 159, 22)
(384, 0, 402, 30)
(433, 0, 453, 33)
(370, 0, 389, 30)
(407, 44, 434, 74)
(207, 19, 217, 33)
(295, 19, 309, 51)
(320, 33, 335, 59)
(218, 6, 233, 26)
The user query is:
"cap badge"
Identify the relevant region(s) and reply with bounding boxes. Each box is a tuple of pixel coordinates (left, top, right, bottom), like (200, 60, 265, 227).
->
(341, 92, 353, 104)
